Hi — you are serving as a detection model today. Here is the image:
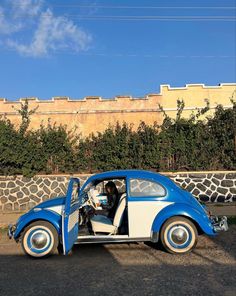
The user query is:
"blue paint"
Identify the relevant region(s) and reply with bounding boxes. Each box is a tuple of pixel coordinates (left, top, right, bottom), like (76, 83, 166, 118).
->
(12, 170, 219, 256)
(14, 209, 62, 239)
(62, 178, 80, 255)
(152, 203, 215, 236)
(34, 197, 65, 209)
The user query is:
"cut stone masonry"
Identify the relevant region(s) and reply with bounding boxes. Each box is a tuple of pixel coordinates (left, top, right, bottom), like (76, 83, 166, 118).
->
(0, 171, 235, 212)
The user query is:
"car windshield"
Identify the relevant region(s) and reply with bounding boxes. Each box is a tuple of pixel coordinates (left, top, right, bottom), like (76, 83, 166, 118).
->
(83, 181, 96, 193)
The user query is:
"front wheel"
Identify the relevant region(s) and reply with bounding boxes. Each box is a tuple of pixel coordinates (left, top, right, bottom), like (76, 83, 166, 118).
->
(160, 216, 198, 254)
(21, 221, 58, 258)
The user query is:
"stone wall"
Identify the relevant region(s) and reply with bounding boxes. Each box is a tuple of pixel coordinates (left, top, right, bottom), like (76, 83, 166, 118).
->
(168, 172, 236, 203)
(0, 171, 235, 212)
(1, 83, 235, 137)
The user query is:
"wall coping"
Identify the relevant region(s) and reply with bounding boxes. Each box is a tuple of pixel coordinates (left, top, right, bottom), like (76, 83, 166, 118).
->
(162, 170, 236, 175)
(0, 83, 235, 102)
(0, 170, 235, 179)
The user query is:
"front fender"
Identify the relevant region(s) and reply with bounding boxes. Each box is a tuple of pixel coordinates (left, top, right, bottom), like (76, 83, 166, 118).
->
(14, 209, 62, 239)
(151, 203, 215, 236)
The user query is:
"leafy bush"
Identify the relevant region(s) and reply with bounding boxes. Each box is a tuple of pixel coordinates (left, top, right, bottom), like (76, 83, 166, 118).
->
(0, 97, 235, 176)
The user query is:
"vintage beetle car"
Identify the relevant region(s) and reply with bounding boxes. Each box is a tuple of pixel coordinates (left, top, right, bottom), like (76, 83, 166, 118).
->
(8, 170, 228, 257)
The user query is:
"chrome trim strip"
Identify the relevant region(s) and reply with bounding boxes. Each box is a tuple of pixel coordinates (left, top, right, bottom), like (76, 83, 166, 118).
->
(75, 235, 150, 244)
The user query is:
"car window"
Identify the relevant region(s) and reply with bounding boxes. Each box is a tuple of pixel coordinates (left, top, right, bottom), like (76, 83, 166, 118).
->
(96, 179, 126, 194)
(129, 178, 166, 197)
(71, 183, 79, 203)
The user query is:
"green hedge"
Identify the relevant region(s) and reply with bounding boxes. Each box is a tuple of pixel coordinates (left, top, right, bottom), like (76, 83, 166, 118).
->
(0, 99, 235, 176)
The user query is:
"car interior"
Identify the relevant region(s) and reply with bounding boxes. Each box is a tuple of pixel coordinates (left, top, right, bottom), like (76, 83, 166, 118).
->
(78, 178, 129, 236)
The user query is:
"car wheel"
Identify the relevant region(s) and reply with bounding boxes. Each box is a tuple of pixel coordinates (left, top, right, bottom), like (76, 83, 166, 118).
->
(160, 216, 198, 254)
(21, 221, 58, 258)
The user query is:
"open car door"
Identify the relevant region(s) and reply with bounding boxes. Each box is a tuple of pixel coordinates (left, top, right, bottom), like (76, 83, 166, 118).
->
(62, 178, 80, 255)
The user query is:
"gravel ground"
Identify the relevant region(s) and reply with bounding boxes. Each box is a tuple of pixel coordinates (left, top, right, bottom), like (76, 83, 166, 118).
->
(0, 226, 235, 296)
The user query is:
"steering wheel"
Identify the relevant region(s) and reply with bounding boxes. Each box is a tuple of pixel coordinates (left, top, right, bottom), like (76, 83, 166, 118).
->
(87, 190, 97, 209)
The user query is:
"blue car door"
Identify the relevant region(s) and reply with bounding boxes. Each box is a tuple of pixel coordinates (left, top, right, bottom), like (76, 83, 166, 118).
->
(62, 178, 80, 255)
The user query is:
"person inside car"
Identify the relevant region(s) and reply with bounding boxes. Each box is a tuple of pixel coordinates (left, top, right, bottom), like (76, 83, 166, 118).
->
(101, 181, 120, 219)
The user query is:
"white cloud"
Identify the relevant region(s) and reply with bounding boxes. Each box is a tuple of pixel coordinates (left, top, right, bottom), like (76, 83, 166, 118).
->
(0, 0, 92, 57)
(0, 7, 22, 34)
(12, 0, 43, 17)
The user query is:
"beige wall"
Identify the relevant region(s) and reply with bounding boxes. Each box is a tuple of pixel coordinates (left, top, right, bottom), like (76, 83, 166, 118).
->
(0, 83, 235, 137)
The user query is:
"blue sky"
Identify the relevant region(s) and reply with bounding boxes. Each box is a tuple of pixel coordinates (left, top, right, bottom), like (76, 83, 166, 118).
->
(0, 0, 235, 100)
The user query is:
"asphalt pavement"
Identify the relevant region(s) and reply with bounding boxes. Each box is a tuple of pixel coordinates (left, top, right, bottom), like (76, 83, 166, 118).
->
(0, 225, 235, 296)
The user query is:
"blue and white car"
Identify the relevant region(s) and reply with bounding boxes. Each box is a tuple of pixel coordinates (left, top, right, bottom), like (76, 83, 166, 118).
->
(8, 170, 228, 258)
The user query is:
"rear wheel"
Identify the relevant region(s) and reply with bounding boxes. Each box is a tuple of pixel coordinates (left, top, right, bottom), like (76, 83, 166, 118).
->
(21, 221, 58, 258)
(160, 216, 198, 254)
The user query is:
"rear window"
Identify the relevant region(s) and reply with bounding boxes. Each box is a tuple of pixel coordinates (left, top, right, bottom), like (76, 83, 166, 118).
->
(130, 178, 166, 197)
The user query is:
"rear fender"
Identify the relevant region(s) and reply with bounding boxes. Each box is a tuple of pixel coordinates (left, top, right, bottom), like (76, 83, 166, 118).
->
(14, 209, 62, 239)
(151, 203, 215, 236)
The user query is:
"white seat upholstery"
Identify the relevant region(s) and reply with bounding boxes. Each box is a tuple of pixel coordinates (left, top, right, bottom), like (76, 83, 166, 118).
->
(90, 194, 126, 234)
(90, 215, 115, 233)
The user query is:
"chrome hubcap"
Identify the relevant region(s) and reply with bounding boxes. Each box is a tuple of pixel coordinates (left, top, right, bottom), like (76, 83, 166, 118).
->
(31, 231, 48, 249)
(169, 226, 189, 245)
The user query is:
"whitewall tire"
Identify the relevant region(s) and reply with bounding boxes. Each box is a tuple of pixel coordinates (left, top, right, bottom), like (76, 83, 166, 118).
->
(160, 216, 198, 254)
(21, 221, 58, 258)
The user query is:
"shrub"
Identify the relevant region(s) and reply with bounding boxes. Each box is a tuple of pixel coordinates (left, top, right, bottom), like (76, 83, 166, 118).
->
(0, 97, 235, 176)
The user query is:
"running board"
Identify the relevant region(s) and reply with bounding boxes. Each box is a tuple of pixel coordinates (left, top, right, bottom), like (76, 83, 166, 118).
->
(75, 235, 150, 244)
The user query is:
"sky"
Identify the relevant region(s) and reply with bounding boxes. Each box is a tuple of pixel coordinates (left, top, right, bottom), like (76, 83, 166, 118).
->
(0, 0, 235, 100)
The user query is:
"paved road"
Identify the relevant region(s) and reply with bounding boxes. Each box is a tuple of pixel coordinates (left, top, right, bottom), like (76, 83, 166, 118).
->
(0, 226, 235, 296)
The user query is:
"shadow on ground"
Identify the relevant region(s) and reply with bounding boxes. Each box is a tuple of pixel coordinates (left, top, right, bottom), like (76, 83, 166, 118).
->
(0, 226, 235, 296)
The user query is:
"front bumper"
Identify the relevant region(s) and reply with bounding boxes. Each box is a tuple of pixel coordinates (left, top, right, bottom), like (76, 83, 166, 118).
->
(8, 224, 16, 239)
(211, 216, 228, 232)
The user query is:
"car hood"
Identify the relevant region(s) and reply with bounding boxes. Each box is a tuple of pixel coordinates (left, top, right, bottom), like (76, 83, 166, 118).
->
(14, 196, 65, 227)
(34, 196, 66, 209)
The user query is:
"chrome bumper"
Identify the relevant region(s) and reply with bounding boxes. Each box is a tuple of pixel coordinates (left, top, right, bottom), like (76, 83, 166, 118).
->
(8, 224, 16, 239)
(211, 216, 228, 232)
